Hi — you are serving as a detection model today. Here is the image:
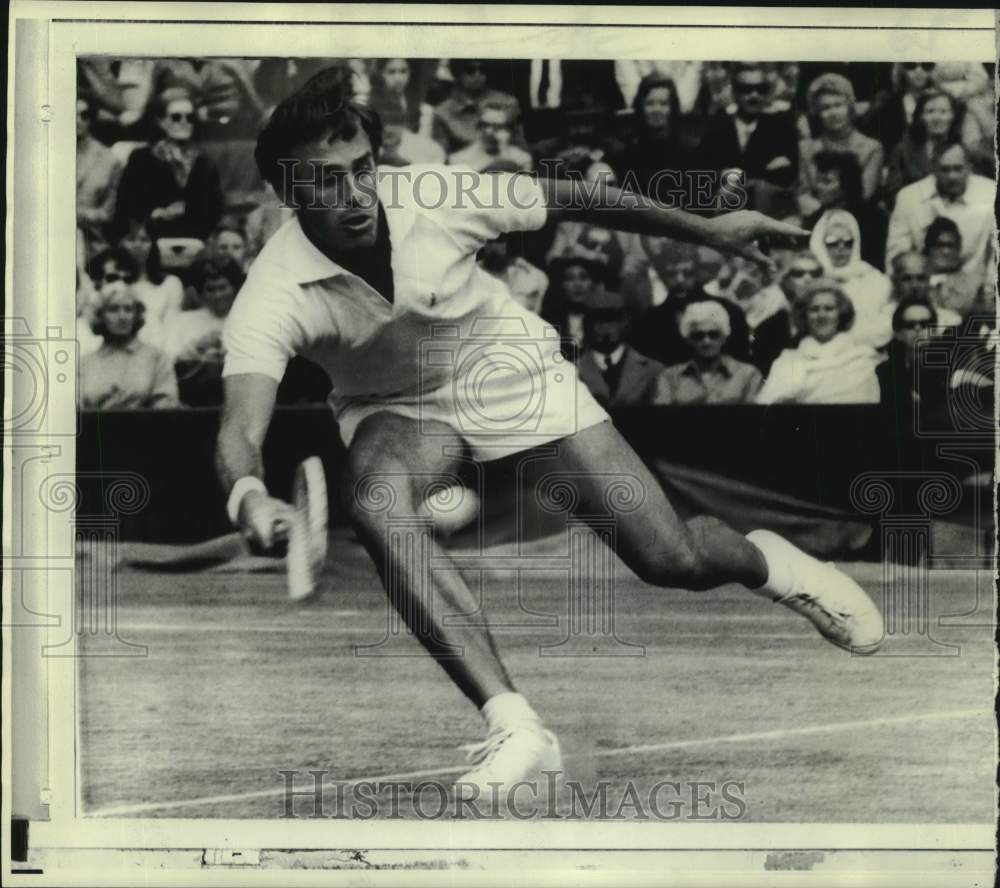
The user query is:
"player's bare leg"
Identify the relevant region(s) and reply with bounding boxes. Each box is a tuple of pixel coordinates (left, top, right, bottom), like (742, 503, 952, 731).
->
(341, 412, 561, 799)
(521, 420, 883, 652)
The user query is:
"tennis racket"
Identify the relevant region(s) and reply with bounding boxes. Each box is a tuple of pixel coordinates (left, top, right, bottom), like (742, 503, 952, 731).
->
(286, 456, 329, 602)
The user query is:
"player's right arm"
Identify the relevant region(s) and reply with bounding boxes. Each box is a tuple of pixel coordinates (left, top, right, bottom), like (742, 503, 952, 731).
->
(216, 373, 294, 552)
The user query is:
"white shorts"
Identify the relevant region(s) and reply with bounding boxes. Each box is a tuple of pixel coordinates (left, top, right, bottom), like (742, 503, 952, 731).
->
(332, 352, 611, 462)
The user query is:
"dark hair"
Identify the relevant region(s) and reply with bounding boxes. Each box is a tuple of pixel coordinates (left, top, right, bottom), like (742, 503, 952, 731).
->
(449, 59, 486, 78)
(117, 218, 167, 285)
(729, 63, 765, 80)
(891, 297, 938, 332)
(90, 292, 146, 340)
(548, 255, 617, 292)
(812, 150, 864, 208)
(254, 65, 383, 199)
(909, 89, 965, 146)
(632, 75, 681, 129)
(923, 215, 963, 252)
(795, 278, 856, 335)
(151, 86, 196, 121)
(189, 255, 245, 295)
(85, 247, 139, 283)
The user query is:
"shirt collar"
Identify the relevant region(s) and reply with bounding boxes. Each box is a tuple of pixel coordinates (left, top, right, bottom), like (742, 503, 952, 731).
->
(286, 170, 418, 285)
(681, 355, 731, 378)
(100, 338, 141, 355)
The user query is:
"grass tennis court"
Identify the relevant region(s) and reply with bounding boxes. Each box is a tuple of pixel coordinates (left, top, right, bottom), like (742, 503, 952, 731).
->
(79, 529, 995, 822)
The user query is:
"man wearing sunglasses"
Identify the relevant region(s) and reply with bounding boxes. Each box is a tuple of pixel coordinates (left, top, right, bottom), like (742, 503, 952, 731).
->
(697, 63, 800, 217)
(217, 66, 883, 805)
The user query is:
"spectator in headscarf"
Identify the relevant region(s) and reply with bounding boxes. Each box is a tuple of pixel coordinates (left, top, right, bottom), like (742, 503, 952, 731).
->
(652, 299, 763, 405)
(801, 150, 888, 269)
(799, 73, 884, 213)
(809, 208, 893, 347)
(79, 273, 179, 409)
(115, 218, 185, 349)
(884, 89, 967, 202)
(757, 279, 883, 404)
(114, 87, 224, 240)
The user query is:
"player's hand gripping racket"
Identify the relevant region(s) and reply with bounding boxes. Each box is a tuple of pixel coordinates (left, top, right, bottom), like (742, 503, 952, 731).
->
(285, 457, 329, 601)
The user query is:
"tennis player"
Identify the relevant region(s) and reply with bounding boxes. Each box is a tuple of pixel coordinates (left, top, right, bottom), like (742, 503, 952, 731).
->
(216, 68, 883, 799)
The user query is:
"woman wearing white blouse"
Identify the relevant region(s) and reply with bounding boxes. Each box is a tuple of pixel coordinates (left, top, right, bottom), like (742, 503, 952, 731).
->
(79, 278, 179, 409)
(117, 218, 184, 349)
(756, 279, 883, 405)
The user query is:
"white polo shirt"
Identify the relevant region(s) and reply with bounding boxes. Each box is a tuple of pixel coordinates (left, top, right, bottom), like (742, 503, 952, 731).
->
(223, 165, 608, 457)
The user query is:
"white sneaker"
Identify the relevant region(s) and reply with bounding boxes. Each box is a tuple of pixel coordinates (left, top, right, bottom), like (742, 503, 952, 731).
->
(748, 530, 883, 654)
(455, 721, 563, 807)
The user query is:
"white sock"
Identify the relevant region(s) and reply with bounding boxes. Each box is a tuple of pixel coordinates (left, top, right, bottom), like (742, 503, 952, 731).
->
(481, 692, 541, 733)
(745, 530, 794, 600)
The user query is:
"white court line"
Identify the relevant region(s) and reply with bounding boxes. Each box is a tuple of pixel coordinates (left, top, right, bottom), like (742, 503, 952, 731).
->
(115, 623, 818, 639)
(85, 707, 990, 817)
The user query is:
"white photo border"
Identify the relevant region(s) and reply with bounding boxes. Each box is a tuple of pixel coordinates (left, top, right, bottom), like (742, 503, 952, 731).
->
(5, 2, 997, 883)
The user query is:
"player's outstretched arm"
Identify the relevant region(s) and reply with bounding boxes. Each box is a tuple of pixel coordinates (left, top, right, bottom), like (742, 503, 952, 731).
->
(539, 177, 808, 270)
(216, 373, 292, 552)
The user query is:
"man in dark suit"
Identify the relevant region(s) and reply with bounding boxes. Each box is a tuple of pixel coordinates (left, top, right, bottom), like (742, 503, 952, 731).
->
(484, 59, 626, 144)
(625, 239, 751, 367)
(576, 288, 666, 408)
(698, 63, 800, 217)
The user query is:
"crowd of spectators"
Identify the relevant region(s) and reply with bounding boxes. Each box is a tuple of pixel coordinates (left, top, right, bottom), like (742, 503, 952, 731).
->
(77, 57, 996, 425)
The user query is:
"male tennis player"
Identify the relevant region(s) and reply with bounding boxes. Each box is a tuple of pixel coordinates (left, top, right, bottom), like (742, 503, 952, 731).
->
(216, 68, 883, 798)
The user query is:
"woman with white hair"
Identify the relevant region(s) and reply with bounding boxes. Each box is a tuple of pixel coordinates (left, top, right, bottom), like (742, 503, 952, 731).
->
(798, 72, 884, 215)
(79, 274, 179, 409)
(652, 299, 763, 405)
(809, 208, 893, 347)
(756, 279, 882, 405)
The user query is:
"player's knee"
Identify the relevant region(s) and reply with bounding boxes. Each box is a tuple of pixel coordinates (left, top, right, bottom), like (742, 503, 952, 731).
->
(633, 532, 715, 591)
(632, 545, 694, 589)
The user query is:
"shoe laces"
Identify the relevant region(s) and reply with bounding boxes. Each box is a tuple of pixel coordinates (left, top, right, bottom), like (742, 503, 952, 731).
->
(775, 564, 852, 620)
(460, 728, 514, 767)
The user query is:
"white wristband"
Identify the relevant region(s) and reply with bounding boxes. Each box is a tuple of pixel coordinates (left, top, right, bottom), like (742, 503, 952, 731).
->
(226, 476, 268, 526)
